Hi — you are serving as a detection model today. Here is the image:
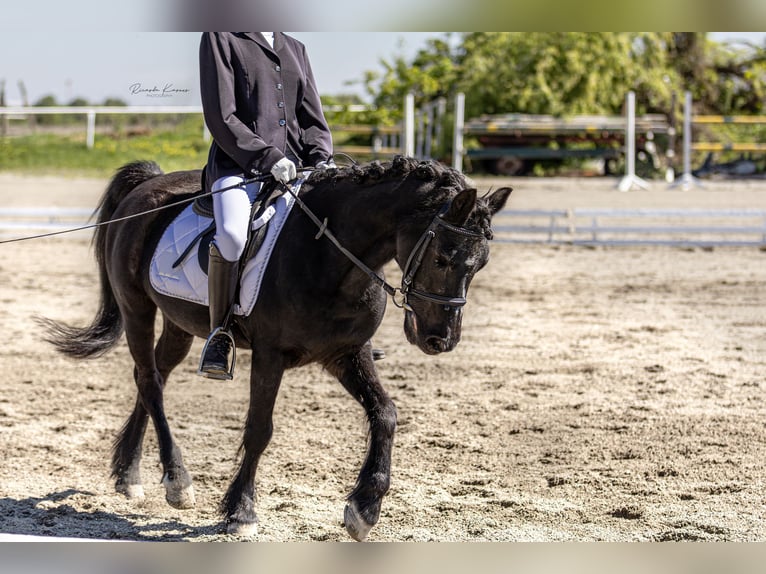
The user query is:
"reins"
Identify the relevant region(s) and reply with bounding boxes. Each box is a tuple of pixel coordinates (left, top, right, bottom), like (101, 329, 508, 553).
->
(0, 173, 276, 245)
(3, 164, 484, 313)
(0, 159, 368, 245)
(278, 180, 400, 302)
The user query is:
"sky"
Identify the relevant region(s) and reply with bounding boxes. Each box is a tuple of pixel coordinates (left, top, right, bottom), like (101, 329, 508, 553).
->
(0, 32, 443, 106)
(0, 32, 763, 107)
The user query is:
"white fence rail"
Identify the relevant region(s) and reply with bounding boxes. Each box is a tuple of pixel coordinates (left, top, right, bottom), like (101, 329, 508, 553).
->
(0, 106, 208, 149)
(493, 208, 766, 246)
(0, 208, 93, 237)
(0, 104, 396, 155)
(3, 207, 766, 247)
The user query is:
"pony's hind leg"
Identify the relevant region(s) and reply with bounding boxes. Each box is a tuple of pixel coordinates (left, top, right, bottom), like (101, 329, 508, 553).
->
(113, 311, 195, 509)
(325, 344, 397, 541)
(112, 388, 149, 500)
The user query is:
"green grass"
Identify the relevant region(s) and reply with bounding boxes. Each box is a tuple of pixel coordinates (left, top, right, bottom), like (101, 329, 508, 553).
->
(0, 116, 210, 177)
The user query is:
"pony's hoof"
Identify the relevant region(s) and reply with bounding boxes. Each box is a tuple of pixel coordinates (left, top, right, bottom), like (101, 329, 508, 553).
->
(115, 483, 145, 500)
(344, 501, 373, 542)
(227, 520, 258, 538)
(162, 475, 196, 509)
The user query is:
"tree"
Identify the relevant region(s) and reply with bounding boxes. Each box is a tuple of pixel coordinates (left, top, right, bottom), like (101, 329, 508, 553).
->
(67, 97, 90, 107)
(363, 32, 765, 121)
(34, 94, 60, 125)
(102, 97, 127, 106)
(459, 33, 645, 117)
(700, 35, 765, 114)
(34, 94, 58, 107)
(363, 35, 461, 125)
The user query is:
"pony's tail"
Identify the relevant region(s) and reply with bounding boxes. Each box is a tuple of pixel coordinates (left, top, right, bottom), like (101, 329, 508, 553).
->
(39, 161, 163, 359)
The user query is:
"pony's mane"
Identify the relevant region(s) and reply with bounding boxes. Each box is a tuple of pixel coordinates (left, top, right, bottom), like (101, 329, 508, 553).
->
(309, 156, 461, 192)
(310, 156, 494, 239)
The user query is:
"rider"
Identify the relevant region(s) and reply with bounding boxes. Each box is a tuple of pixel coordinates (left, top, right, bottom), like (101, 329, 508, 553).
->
(198, 32, 334, 379)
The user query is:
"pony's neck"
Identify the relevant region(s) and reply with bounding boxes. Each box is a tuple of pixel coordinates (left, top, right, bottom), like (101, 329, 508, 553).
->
(314, 174, 435, 278)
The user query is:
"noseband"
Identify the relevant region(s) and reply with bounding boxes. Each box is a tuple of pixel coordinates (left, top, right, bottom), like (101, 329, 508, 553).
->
(282, 181, 484, 313)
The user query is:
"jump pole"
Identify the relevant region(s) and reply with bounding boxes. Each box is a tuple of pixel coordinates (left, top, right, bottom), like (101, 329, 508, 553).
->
(404, 93, 415, 157)
(669, 90, 702, 190)
(617, 91, 650, 191)
(452, 92, 465, 172)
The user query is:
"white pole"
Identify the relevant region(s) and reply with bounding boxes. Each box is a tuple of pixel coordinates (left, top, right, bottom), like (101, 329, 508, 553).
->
(626, 92, 636, 178)
(404, 93, 415, 157)
(669, 90, 701, 190)
(416, 109, 425, 158)
(86, 110, 96, 149)
(683, 90, 692, 179)
(617, 91, 649, 191)
(424, 102, 434, 159)
(202, 120, 210, 142)
(453, 92, 465, 172)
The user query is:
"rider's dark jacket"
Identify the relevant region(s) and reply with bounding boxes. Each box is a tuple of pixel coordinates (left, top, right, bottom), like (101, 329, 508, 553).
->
(199, 32, 333, 191)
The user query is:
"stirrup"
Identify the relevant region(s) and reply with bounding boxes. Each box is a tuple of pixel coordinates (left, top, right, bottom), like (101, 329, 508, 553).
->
(197, 327, 237, 380)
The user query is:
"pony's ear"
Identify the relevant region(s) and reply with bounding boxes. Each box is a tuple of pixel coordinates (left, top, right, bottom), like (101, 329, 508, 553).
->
(444, 188, 477, 226)
(486, 187, 512, 216)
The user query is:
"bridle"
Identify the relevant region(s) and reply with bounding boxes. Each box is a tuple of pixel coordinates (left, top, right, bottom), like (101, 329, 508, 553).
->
(281, 180, 486, 313)
(397, 203, 485, 311)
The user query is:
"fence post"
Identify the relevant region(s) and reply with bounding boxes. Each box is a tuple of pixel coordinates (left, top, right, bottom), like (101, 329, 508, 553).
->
(665, 91, 677, 182)
(416, 107, 425, 159)
(434, 97, 446, 155)
(86, 110, 96, 149)
(670, 90, 702, 191)
(0, 79, 7, 138)
(424, 102, 435, 159)
(404, 93, 415, 157)
(202, 120, 210, 143)
(452, 92, 465, 172)
(617, 91, 649, 191)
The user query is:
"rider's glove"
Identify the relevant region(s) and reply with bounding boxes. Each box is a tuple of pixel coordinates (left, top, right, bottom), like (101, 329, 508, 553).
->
(270, 157, 297, 184)
(315, 159, 337, 170)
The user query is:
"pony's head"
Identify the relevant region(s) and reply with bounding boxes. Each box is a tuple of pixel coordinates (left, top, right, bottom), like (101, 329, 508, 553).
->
(393, 160, 511, 354)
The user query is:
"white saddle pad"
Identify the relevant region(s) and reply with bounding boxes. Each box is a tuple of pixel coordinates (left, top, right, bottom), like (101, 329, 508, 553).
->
(149, 185, 297, 317)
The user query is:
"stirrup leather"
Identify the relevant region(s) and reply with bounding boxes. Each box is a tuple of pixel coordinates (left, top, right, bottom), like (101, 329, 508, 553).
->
(197, 327, 237, 380)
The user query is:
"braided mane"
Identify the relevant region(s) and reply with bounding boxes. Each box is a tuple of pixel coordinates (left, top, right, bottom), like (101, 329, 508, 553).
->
(308, 156, 494, 239)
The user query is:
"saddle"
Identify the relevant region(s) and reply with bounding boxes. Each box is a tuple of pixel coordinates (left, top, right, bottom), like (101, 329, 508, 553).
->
(172, 176, 282, 276)
(149, 175, 298, 317)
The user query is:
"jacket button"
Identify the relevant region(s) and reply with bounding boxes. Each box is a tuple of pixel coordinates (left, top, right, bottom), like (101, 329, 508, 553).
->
(277, 102, 285, 108)
(276, 83, 283, 90)
(278, 119, 286, 126)
(275, 65, 281, 72)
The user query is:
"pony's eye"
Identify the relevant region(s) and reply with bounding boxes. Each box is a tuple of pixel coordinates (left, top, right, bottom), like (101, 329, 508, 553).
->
(435, 256, 450, 269)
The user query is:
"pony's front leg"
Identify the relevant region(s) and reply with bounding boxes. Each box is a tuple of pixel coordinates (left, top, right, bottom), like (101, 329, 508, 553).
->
(326, 346, 397, 541)
(220, 350, 285, 537)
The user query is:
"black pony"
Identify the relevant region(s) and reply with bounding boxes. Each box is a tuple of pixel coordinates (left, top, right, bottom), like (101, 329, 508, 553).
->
(42, 156, 511, 540)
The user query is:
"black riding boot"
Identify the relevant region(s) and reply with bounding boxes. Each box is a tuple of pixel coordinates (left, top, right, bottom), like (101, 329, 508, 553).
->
(198, 242, 239, 380)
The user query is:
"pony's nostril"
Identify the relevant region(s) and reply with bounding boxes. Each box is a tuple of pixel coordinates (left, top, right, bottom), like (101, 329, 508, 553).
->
(425, 336, 447, 353)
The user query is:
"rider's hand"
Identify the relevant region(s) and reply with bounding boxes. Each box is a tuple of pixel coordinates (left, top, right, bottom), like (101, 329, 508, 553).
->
(270, 157, 297, 184)
(315, 159, 337, 170)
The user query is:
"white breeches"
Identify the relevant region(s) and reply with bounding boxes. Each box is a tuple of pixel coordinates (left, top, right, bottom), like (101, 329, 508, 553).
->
(211, 175, 263, 262)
